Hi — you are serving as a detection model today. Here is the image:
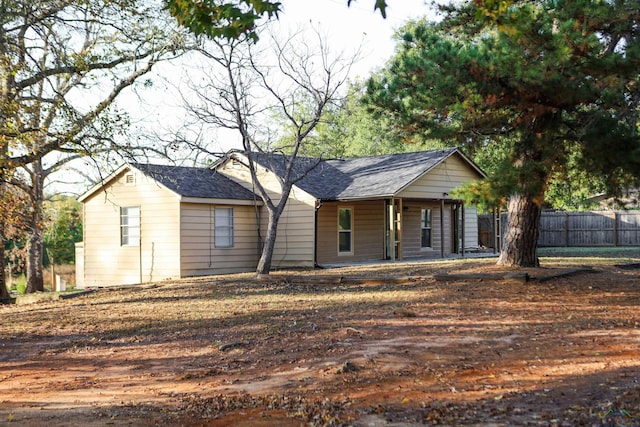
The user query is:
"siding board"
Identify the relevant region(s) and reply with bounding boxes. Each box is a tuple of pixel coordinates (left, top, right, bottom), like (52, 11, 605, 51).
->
(82, 168, 181, 286)
(219, 157, 315, 268)
(180, 203, 260, 276)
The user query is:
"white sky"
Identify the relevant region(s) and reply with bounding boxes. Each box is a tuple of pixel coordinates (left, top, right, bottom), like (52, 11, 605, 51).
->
(120, 1, 437, 156)
(64, 0, 437, 194)
(275, 0, 435, 78)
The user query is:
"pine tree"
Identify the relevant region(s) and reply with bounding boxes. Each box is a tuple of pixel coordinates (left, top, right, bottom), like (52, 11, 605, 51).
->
(366, 0, 640, 267)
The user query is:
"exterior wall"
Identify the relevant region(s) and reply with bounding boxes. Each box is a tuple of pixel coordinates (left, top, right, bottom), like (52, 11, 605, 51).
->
(180, 203, 260, 275)
(81, 169, 181, 286)
(218, 158, 316, 268)
(399, 154, 481, 251)
(398, 153, 482, 199)
(316, 200, 386, 264)
(74, 243, 84, 288)
(401, 202, 445, 259)
(464, 206, 479, 250)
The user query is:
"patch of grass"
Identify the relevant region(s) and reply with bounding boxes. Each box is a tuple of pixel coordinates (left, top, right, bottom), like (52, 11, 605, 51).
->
(13, 275, 27, 295)
(538, 246, 640, 259)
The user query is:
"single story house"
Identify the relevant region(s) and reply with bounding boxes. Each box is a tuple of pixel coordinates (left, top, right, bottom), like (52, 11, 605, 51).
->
(76, 147, 486, 287)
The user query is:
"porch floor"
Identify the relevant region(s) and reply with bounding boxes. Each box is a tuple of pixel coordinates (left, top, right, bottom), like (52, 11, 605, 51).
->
(318, 249, 498, 270)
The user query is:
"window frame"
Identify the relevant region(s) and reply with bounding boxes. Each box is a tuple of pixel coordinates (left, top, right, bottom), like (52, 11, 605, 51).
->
(214, 207, 234, 248)
(120, 206, 140, 247)
(420, 208, 433, 249)
(337, 207, 353, 255)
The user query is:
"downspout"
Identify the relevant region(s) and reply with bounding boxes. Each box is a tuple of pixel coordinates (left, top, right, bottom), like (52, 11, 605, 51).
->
(314, 199, 322, 268)
(139, 208, 143, 284)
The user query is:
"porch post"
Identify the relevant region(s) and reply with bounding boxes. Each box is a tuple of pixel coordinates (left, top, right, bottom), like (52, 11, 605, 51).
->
(388, 198, 395, 262)
(461, 202, 465, 257)
(397, 198, 403, 261)
(440, 199, 445, 258)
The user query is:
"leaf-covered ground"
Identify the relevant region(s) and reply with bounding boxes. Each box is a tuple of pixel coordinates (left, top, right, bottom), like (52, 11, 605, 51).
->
(1, 256, 639, 426)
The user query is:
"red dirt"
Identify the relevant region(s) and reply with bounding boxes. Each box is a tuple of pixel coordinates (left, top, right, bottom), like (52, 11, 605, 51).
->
(1, 258, 639, 426)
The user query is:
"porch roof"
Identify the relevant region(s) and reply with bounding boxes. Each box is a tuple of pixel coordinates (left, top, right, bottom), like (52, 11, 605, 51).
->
(245, 148, 483, 201)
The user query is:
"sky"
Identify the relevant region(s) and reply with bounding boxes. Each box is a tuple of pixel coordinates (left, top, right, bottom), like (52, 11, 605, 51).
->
(118, 0, 438, 157)
(66, 0, 438, 194)
(274, 0, 435, 78)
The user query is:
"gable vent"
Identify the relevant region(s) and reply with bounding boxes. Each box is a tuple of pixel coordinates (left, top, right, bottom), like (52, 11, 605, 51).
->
(125, 173, 135, 185)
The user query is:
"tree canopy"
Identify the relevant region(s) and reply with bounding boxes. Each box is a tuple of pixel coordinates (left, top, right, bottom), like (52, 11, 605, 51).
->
(366, 0, 640, 266)
(166, 0, 390, 40)
(1, 0, 190, 292)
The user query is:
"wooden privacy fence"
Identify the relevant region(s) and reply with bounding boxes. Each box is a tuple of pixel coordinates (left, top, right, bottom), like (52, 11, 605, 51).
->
(478, 211, 640, 247)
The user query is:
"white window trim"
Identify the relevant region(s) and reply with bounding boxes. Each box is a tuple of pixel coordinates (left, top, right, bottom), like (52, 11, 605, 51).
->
(338, 207, 354, 255)
(420, 207, 433, 250)
(214, 207, 234, 249)
(120, 206, 140, 247)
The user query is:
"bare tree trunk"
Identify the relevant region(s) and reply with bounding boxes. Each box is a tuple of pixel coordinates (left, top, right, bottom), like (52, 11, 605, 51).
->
(0, 236, 8, 299)
(26, 230, 44, 292)
(0, 181, 7, 298)
(497, 193, 541, 267)
(256, 209, 281, 275)
(25, 160, 44, 293)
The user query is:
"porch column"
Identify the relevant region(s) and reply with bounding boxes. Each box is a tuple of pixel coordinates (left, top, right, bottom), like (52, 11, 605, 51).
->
(440, 199, 445, 258)
(461, 202, 465, 257)
(397, 198, 402, 261)
(388, 198, 395, 262)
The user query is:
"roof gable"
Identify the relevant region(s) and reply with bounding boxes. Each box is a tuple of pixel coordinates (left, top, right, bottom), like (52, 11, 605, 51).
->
(79, 163, 257, 202)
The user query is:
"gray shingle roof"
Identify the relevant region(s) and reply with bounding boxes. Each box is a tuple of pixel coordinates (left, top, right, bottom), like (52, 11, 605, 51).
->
(130, 163, 256, 200)
(248, 148, 470, 200)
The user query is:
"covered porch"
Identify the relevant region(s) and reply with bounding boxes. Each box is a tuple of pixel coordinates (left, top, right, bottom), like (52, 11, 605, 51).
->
(315, 197, 472, 266)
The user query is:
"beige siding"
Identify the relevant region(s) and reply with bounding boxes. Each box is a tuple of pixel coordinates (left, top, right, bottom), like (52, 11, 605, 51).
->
(219, 157, 316, 268)
(180, 203, 259, 275)
(464, 206, 479, 249)
(82, 169, 181, 286)
(400, 202, 444, 259)
(398, 154, 482, 199)
(398, 154, 481, 253)
(316, 200, 385, 264)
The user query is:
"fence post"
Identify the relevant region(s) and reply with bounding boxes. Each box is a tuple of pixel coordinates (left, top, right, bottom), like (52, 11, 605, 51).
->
(564, 212, 569, 247)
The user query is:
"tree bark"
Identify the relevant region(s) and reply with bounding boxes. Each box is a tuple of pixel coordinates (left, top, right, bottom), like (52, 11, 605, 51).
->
(0, 182, 7, 298)
(497, 193, 541, 267)
(26, 229, 44, 292)
(0, 237, 8, 299)
(25, 159, 44, 293)
(256, 209, 281, 275)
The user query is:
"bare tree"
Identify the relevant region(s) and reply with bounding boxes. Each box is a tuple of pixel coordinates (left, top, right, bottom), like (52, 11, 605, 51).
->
(0, 0, 192, 292)
(181, 28, 357, 275)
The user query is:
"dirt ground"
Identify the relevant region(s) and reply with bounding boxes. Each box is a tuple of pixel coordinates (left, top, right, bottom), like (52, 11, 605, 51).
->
(1, 256, 639, 426)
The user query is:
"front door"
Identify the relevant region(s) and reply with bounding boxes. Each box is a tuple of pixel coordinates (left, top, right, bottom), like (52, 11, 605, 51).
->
(452, 202, 463, 254)
(384, 199, 401, 260)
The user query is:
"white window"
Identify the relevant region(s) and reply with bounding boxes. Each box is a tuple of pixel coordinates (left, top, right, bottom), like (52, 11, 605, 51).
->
(120, 206, 140, 246)
(215, 207, 234, 248)
(338, 207, 353, 254)
(421, 208, 432, 248)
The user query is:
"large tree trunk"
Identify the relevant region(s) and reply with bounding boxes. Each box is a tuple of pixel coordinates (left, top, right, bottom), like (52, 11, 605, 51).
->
(26, 160, 45, 293)
(0, 181, 9, 299)
(256, 209, 281, 275)
(497, 193, 541, 267)
(0, 237, 9, 299)
(26, 229, 44, 292)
